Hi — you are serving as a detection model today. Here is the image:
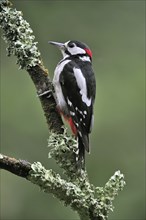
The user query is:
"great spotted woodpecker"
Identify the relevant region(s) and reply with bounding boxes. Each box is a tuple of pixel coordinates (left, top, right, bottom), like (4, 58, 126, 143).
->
(49, 40, 96, 168)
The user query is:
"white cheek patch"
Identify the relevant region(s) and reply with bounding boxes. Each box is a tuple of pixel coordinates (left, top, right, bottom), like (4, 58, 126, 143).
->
(68, 46, 86, 56)
(73, 67, 91, 107)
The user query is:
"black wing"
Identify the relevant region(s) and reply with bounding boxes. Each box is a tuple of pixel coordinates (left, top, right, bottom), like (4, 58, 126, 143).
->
(60, 60, 96, 154)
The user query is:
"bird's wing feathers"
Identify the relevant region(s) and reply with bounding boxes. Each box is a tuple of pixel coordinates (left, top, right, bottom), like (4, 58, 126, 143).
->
(60, 61, 95, 152)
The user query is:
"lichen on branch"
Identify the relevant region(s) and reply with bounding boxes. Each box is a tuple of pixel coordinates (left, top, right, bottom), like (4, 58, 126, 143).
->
(47, 131, 126, 219)
(28, 160, 125, 220)
(0, 0, 64, 134)
(0, 0, 41, 69)
(28, 162, 92, 219)
(0, 152, 126, 220)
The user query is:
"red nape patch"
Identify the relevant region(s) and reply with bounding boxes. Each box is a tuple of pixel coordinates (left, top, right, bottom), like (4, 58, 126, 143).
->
(68, 117, 77, 136)
(85, 48, 92, 58)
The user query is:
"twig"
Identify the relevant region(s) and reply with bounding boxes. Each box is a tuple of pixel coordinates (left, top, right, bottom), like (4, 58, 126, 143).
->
(0, 154, 31, 178)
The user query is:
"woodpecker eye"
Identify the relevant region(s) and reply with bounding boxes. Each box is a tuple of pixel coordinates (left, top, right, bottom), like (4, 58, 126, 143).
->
(68, 43, 75, 48)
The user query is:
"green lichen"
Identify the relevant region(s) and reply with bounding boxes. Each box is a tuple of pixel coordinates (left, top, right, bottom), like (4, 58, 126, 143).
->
(104, 170, 126, 200)
(28, 162, 91, 218)
(47, 131, 125, 219)
(95, 171, 126, 219)
(28, 162, 125, 220)
(48, 129, 94, 192)
(0, 0, 41, 69)
(48, 129, 79, 175)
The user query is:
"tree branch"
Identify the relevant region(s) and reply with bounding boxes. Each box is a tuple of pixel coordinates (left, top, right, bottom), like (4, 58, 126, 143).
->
(28, 65, 64, 134)
(0, 0, 63, 134)
(0, 1, 126, 220)
(0, 152, 125, 220)
(0, 154, 31, 178)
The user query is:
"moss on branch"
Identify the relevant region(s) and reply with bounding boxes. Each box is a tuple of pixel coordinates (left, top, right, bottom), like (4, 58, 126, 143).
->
(0, 0, 40, 69)
(0, 145, 126, 220)
(47, 131, 125, 219)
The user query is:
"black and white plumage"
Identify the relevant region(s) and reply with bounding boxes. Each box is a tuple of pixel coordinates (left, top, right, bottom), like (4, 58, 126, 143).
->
(49, 40, 96, 168)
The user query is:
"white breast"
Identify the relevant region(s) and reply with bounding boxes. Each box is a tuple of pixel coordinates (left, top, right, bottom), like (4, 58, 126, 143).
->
(53, 59, 71, 112)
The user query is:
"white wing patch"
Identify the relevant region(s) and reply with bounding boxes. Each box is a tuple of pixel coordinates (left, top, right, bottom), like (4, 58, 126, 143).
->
(73, 67, 91, 107)
(53, 59, 71, 110)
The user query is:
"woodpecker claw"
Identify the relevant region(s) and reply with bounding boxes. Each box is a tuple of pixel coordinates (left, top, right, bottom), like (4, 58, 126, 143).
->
(37, 90, 52, 98)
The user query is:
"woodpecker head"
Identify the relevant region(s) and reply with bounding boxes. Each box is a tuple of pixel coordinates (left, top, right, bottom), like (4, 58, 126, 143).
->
(48, 40, 92, 60)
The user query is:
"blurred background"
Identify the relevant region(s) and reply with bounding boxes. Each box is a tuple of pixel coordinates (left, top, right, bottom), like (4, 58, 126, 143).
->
(0, 0, 145, 219)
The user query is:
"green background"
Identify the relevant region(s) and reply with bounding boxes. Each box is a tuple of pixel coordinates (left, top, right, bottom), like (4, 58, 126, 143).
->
(0, 0, 145, 219)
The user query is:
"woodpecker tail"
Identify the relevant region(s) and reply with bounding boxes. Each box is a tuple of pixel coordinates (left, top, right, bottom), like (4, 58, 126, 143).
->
(62, 114, 89, 169)
(78, 134, 89, 169)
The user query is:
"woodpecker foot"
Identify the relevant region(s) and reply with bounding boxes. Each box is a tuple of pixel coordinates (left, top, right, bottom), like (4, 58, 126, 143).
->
(37, 90, 52, 98)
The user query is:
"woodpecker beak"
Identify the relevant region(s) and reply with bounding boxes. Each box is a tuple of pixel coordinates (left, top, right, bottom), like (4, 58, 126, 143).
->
(48, 41, 65, 49)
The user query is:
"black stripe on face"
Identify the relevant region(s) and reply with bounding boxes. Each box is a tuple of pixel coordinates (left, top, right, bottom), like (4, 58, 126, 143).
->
(65, 49, 71, 56)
